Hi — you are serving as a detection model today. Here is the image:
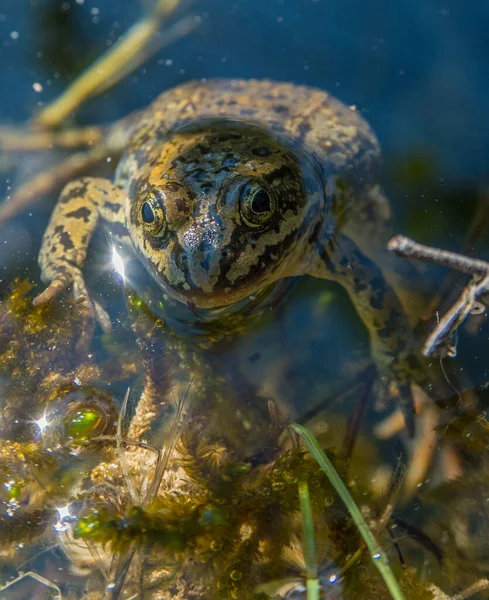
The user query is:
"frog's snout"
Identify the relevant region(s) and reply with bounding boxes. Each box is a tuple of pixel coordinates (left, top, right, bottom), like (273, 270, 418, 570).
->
(181, 239, 217, 274)
(177, 226, 225, 297)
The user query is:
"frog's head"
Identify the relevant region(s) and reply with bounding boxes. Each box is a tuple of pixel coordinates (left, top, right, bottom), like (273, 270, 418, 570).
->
(127, 120, 325, 309)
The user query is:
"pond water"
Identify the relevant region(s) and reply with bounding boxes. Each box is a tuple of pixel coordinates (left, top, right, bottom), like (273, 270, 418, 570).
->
(1, 1, 489, 598)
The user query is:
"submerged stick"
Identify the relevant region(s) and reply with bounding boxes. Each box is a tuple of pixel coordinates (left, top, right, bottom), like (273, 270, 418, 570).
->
(388, 235, 489, 357)
(388, 235, 489, 276)
(291, 423, 407, 600)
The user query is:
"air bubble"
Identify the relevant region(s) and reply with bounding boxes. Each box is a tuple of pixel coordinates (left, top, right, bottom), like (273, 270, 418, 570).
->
(210, 541, 222, 551)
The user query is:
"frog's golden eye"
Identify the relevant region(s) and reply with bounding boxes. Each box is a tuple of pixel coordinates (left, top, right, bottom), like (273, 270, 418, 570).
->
(238, 181, 277, 227)
(140, 192, 167, 237)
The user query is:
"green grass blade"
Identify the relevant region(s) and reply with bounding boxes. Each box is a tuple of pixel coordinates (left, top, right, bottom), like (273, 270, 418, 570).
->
(298, 479, 319, 600)
(291, 423, 406, 600)
(306, 578, 320, 600)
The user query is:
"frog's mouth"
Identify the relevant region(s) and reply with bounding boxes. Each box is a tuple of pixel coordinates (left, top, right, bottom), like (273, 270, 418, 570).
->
(155, 268, 279, 311)
(117, 242, 297, 332)
(146, 265, 297, 331)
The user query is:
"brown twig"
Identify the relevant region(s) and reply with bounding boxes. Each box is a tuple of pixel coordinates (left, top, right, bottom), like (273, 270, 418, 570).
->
(0, 125, 102, 152)
(388, 235, 489, 276)
(388, 235, 489, 357)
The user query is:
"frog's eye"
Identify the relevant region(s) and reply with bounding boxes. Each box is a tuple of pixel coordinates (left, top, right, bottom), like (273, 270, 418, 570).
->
(140, 192, 167, 237)
(238, 180, 277, 227)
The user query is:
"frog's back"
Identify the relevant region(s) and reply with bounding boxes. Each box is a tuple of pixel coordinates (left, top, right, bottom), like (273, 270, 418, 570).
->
(126, 79, 381, 190)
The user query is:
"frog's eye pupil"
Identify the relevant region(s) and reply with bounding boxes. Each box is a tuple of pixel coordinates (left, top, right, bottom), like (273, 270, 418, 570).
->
(251, 190, 270, 214)
(238, 180, 277, 227)
(141, 202, 155, 224)
(140, 193, 167, 238)
(252, 146, 271, 157)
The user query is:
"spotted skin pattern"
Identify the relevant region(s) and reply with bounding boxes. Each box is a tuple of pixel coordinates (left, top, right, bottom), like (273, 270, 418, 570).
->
(35, 79, 428, 428)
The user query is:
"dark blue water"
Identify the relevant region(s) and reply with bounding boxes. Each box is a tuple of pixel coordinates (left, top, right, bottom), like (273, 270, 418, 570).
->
(0, 0, 488, 264)
(2, 0, 489, 183)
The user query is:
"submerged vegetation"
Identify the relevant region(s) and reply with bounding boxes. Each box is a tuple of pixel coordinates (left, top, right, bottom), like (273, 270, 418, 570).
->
(0, 279, 486, 599)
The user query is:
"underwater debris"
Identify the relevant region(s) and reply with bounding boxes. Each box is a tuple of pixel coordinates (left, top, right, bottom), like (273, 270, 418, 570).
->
(0, 570, 62, 599)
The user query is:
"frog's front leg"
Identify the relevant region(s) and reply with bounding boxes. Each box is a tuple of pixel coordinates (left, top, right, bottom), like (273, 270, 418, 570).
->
(33, 177, 127, 342)
(307, 232, 423, 435)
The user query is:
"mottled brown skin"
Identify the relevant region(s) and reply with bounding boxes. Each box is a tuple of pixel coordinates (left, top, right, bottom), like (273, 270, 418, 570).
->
(34, 79, 426, 430)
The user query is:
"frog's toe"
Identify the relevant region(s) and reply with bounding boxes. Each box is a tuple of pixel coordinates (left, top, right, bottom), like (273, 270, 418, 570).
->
(71, 274, 113, 345)
(33, 265, 112, 350)
(33, 277, 71, 307)
(32, 273, 72, 306)
(33, 263, 86, 306)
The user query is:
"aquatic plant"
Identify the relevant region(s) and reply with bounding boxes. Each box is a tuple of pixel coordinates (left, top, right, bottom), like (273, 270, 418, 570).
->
(0, 279, 486, 599)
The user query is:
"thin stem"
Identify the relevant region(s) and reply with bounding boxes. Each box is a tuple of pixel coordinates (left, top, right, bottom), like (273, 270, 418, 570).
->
(298, 479, 318, 596)
(306, 579, 320, 600)
(145, 377, 193, 502)
(117, 387, 140, 504)
(291, 423, 406, 600)
(0, 125, 102, 152)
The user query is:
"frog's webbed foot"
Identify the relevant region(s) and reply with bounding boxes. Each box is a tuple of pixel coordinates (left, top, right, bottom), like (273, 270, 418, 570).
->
(33, 262, 84, 307)
(34, 265, 111, 331)
(33, 260, 111, 352)
(32, 177, 124, 352)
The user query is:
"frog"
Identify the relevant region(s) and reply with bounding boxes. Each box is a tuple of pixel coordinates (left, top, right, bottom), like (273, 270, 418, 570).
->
(32, 78, 431, 434)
